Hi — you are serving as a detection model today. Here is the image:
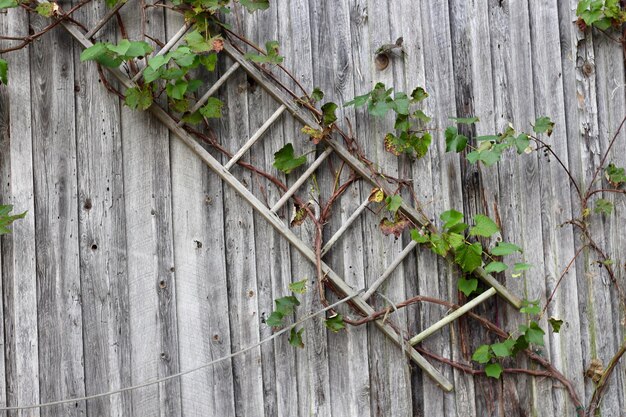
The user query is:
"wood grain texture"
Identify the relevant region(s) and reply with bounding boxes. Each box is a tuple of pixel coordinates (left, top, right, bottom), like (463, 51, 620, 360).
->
(3, 1, 626, 415)
(73, 4, 133, 417)
(118, 6, 182, 417)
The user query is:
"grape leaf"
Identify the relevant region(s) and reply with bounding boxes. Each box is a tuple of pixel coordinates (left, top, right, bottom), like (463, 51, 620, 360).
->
(549, 317, 564, 333)
(513, 133, 530, 154)
(379, 217, 409, 238)
(594, 198, 614, 215)
(533, 116, 554, 136)
(0, 58, 7, 85)
(485, 363, 503, 379)
(266, 311, 284, 327)
(440, 209, 464, 229)
(410, 87, 428, 102)
(311, 87, 324, 102)
(289, 279, 308, 294)
(520, 299, 540, 315)
(513, 263, 533, 272)
(410, 228, 430, 244)
(484, 261, 508, 273)
(0, 205, 27, 235)
(455, 242, 483, 273)
(385, 195, 403, 213)
(275, 295, 300, 316)
(199, 97, 223, 119)
(470, 214, 499, 237)
(244, 40, 284, 64)
(491, 341, 514, 358)
(0, 0, 18, 8)
(520, 321, 545, 346)
(445, 126, 468, 153)
(288, 327, 305, 348)
(458, 277, 478, 297)
(125, 86, 153, 110)
(273, 143, 306, 174)
(238, 0, 270, 12)
(450, 116, 479, 124)
(325, 314, 345, 333)
(472, 344, 492, 364)
(321, 102, 338, 126)
(605, 163, 626, 186)
(491, 242, 522, 256)
(35, 1, 57, 17)
(344, 92, 371, 108)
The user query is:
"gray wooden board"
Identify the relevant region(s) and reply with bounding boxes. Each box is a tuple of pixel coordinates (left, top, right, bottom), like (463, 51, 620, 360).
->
(3, 0, 626, 415)
(73, 3, 133, 417)
(28, 11, 86, 417)
(165, 10, 237, 417)
(118, 6, 182, 417)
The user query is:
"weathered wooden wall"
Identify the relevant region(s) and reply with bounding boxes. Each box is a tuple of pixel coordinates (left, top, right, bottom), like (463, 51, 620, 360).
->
(1, 1, 625, 416)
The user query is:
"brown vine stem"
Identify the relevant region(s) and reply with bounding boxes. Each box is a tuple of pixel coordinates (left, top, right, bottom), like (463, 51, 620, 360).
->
(586, 341, 626, 416)
(585, 113, 626, 201)
(540, 244, 586, 318)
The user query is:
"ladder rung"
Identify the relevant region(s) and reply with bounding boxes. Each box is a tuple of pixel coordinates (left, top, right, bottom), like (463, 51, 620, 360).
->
(320, 197, 370, 256)
(224, 104, 287, 170)
(270, 147, 333, 213)
(132, 22, 192, 83)
(409, 287, 496, 345)
(185, 62, 241, 119)
(85, 0, 130, 39)
(363, 240, 418, 301)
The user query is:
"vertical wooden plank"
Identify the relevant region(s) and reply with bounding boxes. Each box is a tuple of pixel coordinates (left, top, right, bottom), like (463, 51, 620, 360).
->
(73, 2, 133, 416)
(486, 1, 550, 414)
(528, 3, 584, 416)
(222, 8, 265, 416)
(27, 12, 85, 417)
(0, 12, 10, 410)
(3, 8, 40, 417)
(419, 1, 460, 415)
(586, 12, 626, 415)
(164, 12, 237, 417)
(118, 6, 181, 417)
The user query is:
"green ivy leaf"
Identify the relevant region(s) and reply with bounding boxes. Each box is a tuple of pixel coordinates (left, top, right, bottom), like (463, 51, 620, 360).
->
(470, 214, 499, 238)
(238, 0, 270, 12)
(485, 363, 503, 379)
(321, 102, 338, 126)
(385, 195, 403, 213)
(445, 126, 468, 153)
(289, 279, 308, 294)
(533, 116, 555, 136)
(450, 116, 479, 124)
(549, 317, 564, 333)
(491, 242, 522, 256)
(185, 30, 212, 53)
(413, 109, 431, 123)
(266, 311, 284, 327)
(458, 277, 478, 297)
(125, 86, 153, 110)
(455, 242, 483, 273)
(148, 54, 170, 70)
(288, 327, 305, 348)
(273, 143, 307, 174)
(484, 261, 508, 273)
(199, 97, 223, 119)
(472, 344, 492, 364)
(107, 39, 153, 58)
(275, 295, 300, 316)
(440, 209, 464, 230)
(325, 314, 345, 333)
(0, 58, 7, 85)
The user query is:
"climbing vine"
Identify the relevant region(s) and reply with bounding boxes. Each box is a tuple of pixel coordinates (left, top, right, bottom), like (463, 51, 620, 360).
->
(1, 1, 626, 416)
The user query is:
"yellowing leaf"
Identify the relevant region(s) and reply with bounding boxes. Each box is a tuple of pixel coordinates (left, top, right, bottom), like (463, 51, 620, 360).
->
(368, 188, 385, 203)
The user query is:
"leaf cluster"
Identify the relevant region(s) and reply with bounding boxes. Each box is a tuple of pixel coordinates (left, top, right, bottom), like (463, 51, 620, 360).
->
(577, 0, 626, 30)
(345, 83, 432, 158)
